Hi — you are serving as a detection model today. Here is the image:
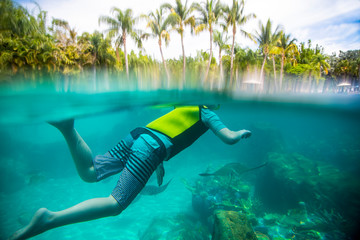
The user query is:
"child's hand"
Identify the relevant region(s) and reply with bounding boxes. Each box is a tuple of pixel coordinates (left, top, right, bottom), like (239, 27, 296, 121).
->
(239, 130, 251, 139)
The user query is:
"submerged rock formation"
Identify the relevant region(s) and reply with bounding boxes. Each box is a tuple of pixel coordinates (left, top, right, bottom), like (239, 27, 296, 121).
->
(255, 152, 360, 237)
(212, 210, 257, 240)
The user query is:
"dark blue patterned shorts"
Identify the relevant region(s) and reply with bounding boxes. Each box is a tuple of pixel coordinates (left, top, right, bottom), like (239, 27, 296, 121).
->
(92, 130, 164, 210)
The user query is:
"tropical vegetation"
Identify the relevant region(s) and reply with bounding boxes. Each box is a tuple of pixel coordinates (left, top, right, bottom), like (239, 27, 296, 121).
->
(0, 0, 359, 93)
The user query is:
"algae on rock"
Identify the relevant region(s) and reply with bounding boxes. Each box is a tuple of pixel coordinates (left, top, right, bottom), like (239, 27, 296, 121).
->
(212, 210, 257, 240)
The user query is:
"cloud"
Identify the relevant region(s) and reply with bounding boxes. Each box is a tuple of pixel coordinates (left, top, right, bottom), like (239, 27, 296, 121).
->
(295, 7, 360, 53)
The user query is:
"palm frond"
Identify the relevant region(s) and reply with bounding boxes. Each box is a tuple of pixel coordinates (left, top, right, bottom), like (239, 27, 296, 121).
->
(194, 23, 207, 34)
(183, 15, 195, 28)
(239, 29, 255, 43)
(161, 30, 170, 46)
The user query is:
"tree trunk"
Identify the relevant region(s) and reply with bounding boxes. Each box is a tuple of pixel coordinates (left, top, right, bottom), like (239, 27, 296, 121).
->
(181, 32, 186, 89)
(123, 33, 129, 80)
(115, 47, 120, 63)
(272, 56, 277, 92)
(229, 25, 236, 89)
(92, 52, 97, 91)
(308, 71, 312, 93)
(236, 68, 239, 88)
(260, 54, 267, 91)
(159, 39, 170, 88)
(203, 27, 213, 84)
(219, 48, 223, 88)
(280, 54, 285, 91)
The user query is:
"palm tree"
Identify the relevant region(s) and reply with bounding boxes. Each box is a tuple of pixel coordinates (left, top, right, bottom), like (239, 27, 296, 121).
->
(78, 31, 116, 68)
(50, 18, 75, 47)
(31, 1, 48, 35)
(230, 44, 249, 84)
(269, 48, 279, 91)
(99, 8, 141, 79)
(193, 0, 224, 83)
(224, 0, 255, 89)
(49, 18, 87, 72)
(234, 47, 259, 72)
(272, 32, 298, 90)
(213, 29, 230, 84)
(162, 0, 196, 87)
(0, 0, 38, 37)
(254, 18, 282, 89)
(310, 52, 330, 91)
(142, 8, 173, 86)
(295, 41, 330, 92)
(311, 52, 330, 78)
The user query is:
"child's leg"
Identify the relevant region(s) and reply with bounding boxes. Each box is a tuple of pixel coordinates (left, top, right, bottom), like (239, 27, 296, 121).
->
(49, 119, 97, 182)
(9, 196, 122, 240)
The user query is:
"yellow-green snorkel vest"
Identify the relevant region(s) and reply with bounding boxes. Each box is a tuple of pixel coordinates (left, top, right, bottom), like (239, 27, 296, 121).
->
(146, 105, 209, 159)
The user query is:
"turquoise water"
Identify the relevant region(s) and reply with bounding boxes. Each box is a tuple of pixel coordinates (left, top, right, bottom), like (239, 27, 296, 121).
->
(1, 89, 360, 239)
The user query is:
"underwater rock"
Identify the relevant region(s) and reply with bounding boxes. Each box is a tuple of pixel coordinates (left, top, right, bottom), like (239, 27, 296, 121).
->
(186, 162, 256, 220)
(255, 152, 360, 237)
(254, 231, 271, 240)
(291, 229, 322, 240)
(262, 213, 280, 225)
(186, 170, 253, 222)
(212, 210, 256, 240)
(256, 152, 358, 210)
(190, 180, 252, 220)
(192, 193, 214, 218)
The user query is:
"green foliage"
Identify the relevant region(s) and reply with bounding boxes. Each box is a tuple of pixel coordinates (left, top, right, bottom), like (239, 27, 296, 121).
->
(286, 40, 330, 80)
(0, 0, 358, 93)
(328, 50, 359, 81)
(0, 0, 39, 37)
(286, 64, 310, 76)
(234, 47, 261, 72)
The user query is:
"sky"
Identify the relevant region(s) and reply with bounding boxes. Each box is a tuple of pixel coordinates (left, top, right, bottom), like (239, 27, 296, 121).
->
(18, 0, 360, 61)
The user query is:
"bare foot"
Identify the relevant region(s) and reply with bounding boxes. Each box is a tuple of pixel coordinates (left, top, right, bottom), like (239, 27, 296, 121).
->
(48, 119, 74, 133)
(9, 208, 53, 240)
